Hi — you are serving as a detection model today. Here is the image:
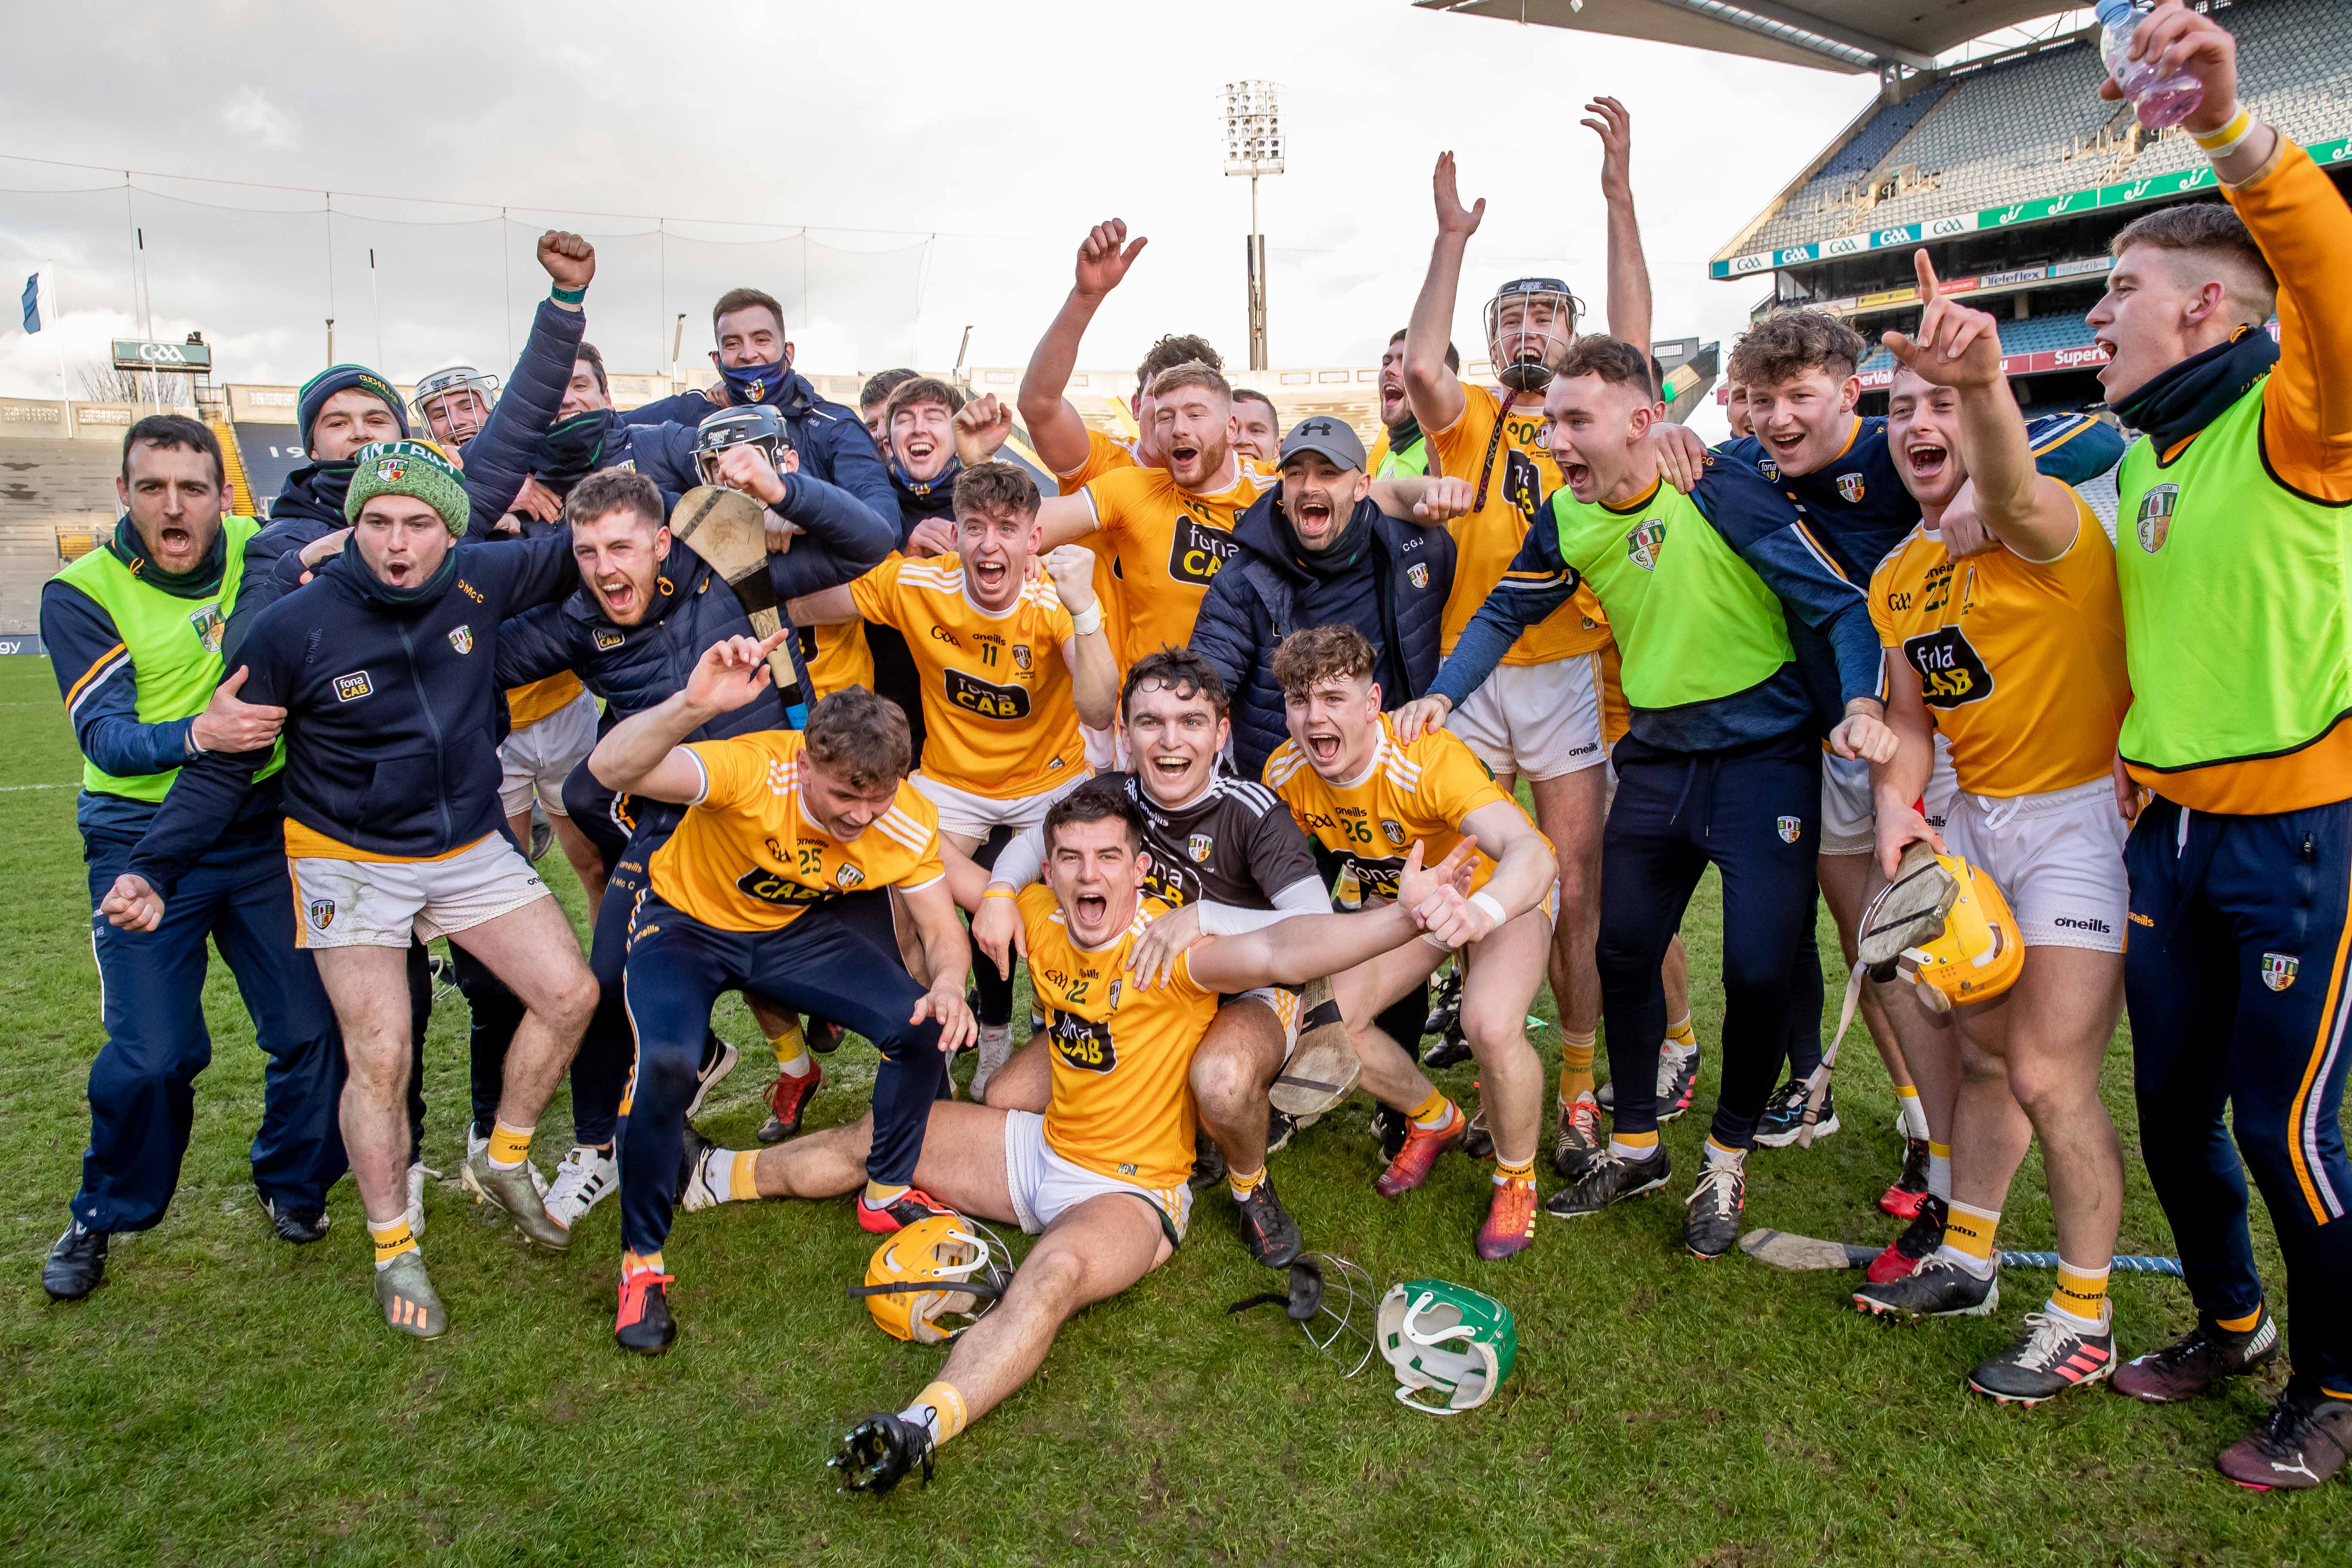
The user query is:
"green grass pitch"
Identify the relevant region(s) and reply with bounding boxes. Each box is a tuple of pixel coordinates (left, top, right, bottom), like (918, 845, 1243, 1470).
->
(0, 655, 2342, 1565)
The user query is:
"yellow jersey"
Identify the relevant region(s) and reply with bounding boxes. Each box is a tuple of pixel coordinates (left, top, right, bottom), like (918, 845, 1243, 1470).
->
(1263, 716, 1532, 901)
(1020, 883, 1216, 1192)
(1427, 380, 1611, 663)
(848, 552, 1089, 800)
(802, 622, 875, 701)
(507, 671, 585, 730)
(1868, 492, 2131, 798)
(1080, 457, 1275, 668)
(649, 729, 944, 933)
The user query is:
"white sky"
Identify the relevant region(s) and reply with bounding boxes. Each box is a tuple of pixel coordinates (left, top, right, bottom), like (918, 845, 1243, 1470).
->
(0, 0, 1885, 441)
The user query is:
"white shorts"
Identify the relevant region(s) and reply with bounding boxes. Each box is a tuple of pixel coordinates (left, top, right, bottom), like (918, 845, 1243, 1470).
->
(1820, 734, 1959, 856)
(1445, 654, 1607, 781)
(1942, 777, 2130, 952)
(291, 833, 549, 949)
(499, 689, 598, 818)
(1230, 984, 1304, 1062)
(910, 767, 1093, 843)
(1001, 1109, 1191, 1243)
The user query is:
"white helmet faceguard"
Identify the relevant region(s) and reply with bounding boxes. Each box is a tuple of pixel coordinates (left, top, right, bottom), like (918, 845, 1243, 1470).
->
(1227, 1252, 1378, 1378)
(410, 364, 502, 450)
(1483, 278, 1583, 394)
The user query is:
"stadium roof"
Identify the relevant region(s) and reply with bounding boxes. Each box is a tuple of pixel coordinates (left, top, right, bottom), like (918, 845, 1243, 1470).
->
(1412, 0, 2083, 74)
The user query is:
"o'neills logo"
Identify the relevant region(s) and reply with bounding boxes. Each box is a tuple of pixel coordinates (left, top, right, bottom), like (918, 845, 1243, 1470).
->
(2136, 483, 2178, 553)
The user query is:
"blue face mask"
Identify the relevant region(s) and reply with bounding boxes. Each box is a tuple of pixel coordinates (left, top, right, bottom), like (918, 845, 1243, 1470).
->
(719, 357, 790, 405)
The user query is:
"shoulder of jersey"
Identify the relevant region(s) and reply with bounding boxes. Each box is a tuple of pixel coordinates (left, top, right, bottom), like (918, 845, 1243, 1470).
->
(1020, 881, 1068, 929)
(870, 790, 938, 855)
(1383, 725, 1452, 790)
(1206, 772, 1283, 821)
(1261, 738, 1310, 791)
(1870, 524, 1932, 587)
(1016, 571, 1063, 612)
(895, 553, 965, 591)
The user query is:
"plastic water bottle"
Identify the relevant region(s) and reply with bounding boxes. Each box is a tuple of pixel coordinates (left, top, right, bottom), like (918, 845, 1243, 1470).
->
(2095, 0, 2205, 129)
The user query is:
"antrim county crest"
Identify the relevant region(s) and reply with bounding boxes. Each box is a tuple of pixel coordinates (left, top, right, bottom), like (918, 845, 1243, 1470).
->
(836, 864, 866, 889)
(1836, 472, 1866, 504)
(447, 625, 474, 655)
(1407, 562, 1429, 589)
(1777, 815, 1802, 843)
(2136, 483, 2178, 553)
(1625, 519, 1666, 571)
(1188, 833, 1213, 863)
(188, 605, 225, 654)
(2262, 951, 2298, 992)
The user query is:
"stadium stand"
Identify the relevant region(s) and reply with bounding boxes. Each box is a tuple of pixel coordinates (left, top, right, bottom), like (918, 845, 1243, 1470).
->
(1857, 309, 2103, 376)
(1738, 0, 2346, 259)
(0, 437, 121, 633)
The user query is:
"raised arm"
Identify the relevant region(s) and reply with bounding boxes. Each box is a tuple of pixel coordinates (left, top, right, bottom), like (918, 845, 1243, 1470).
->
(1042, 546, 1118, 730)
(587, 631, 784, 800)
(1017, 220, 1148, 478)
(459, 232, 594, 532)
(1881, 251, 2082, 561)
(1587, 96, 1653, 364)
(1034, 490, 1104, 551)
(1403, 154, 1479, 435)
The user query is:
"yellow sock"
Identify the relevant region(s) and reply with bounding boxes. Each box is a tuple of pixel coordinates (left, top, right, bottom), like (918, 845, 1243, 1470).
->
(622, 1248, 665, 1277)
(487, 1119, 533, 1170)
(728, 1149, 763, 1204)
(370, 1216, 416, 1269)
(769, 1017, 812, 1076)
(1558, 1030, 1597, 1106)
(1939, 1199, 2000, 1271)
(2217, 1305, 2265, 1334)
(1407, 1088, 1455, 1130)
(2049, 1258, 2111, 1326)
(904, 1380, 968, 1446)
(1228, 1165, 1265, 1200)
(864, 1180, 910, 1207)
(1494, 1155, 1536, 1185)
(1609, 1127, 1660, 1160)
(1666, 1014, 1697, 1051)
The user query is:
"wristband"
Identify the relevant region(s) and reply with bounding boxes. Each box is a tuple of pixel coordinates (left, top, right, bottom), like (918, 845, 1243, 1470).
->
(1468, 891, 1509, 930)
(982, 885, 1019, 901)
(1069, 601, 1103, 637)
(549, 282, 587, 305)
(2191, 106, 2254, 156)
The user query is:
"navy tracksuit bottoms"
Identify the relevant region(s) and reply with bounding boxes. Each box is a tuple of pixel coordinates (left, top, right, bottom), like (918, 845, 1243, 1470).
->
(616, 890, 943, 1256)
(1597, 729, 1824, 1148)
(2126, 794, 2352, 1399)
(76, 827, 347, 1232)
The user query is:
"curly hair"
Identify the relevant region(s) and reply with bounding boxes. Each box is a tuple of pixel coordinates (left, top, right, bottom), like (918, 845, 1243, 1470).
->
(1727, 311, 1870, 389)
(1271, 625, 1376, 698)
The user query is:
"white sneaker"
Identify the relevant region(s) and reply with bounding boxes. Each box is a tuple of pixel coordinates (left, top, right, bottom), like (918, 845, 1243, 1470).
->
(544, 1145, 618, 1231)
(406, 1160, 439, 1239)
(467, 1128, 548, 1197)
(971, 1025, 1014, 1100)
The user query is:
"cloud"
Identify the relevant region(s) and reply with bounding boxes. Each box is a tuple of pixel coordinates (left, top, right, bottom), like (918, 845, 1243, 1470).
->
(220, 87, 296, 150)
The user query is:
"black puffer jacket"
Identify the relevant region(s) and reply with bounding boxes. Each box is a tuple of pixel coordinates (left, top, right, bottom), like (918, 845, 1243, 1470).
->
(1190, 488, 1456, 778)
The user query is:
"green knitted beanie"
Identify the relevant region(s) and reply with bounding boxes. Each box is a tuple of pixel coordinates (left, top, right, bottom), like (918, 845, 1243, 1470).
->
(344, 439, 471, 536)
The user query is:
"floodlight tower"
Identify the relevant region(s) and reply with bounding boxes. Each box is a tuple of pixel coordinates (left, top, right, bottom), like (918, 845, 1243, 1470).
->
(1221, 80, 1284, 372)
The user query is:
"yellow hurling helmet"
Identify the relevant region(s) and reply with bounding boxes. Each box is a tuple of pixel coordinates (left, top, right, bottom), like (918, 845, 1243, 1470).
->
(848, 1214, 1014, 1344)
(1888, 851, 2024, 1014)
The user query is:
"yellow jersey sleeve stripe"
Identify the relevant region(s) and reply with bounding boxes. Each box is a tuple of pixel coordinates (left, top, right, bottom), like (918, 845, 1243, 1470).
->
(64, 642, 130, 717)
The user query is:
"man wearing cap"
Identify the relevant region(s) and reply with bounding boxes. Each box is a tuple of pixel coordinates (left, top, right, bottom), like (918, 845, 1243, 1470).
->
(1190, 416, 1461, 780)
(100, 440, 600, 1341)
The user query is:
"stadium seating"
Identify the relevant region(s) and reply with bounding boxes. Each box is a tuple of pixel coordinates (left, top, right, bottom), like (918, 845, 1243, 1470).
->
(1743, 0, 2346, 257)
(1856, 310, 2101, 375)
(0, 438, 122, 633)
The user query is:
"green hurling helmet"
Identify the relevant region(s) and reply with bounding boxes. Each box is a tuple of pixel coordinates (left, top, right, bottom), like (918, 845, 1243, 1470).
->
(1378, 1279, 1516, 1414)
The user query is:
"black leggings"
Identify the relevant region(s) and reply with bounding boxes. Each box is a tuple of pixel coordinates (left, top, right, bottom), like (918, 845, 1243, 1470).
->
(1597, 730, 1825, 1149)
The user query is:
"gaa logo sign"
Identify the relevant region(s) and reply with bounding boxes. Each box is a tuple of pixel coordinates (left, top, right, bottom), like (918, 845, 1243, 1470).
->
(1625, 519, 1666, 572)
(2136, 483, 2178, 554)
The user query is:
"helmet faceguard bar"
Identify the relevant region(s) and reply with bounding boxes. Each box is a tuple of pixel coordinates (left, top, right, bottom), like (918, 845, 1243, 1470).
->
(1483, 278, 1583, 395)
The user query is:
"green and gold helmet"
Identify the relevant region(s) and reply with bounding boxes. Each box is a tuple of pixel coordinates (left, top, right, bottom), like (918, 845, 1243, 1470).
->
(1378, 1279, 1516, 1414)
